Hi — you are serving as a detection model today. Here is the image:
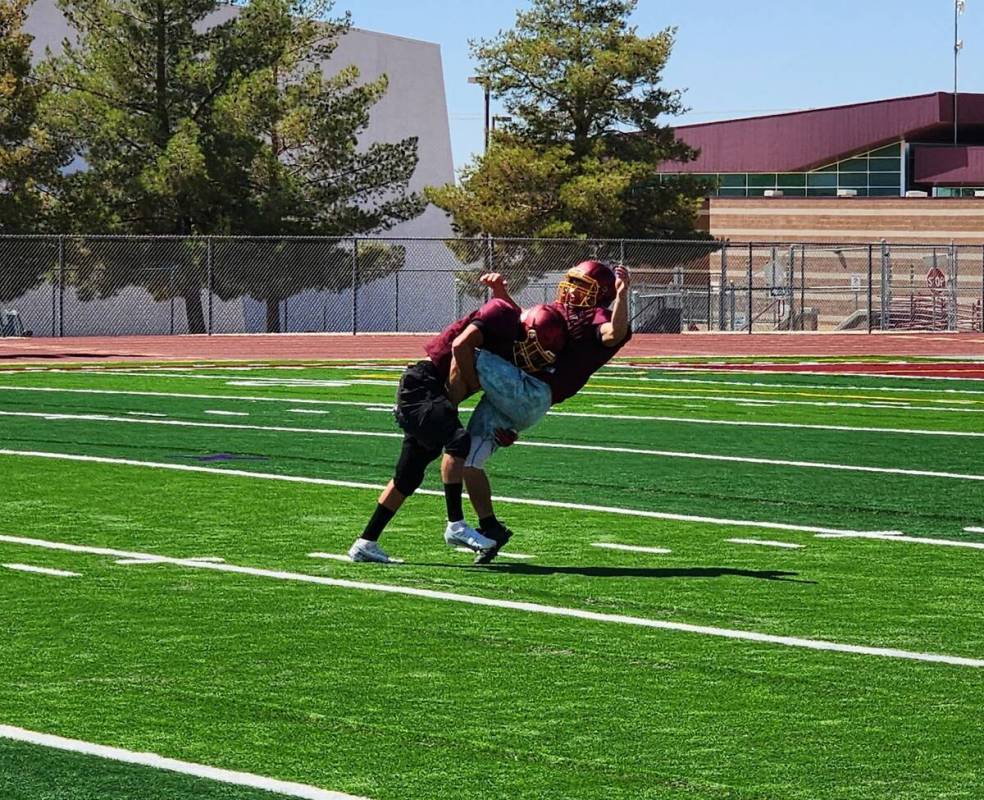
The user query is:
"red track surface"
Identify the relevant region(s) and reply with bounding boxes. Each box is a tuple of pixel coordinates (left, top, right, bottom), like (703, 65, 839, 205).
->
(0, 332, 982, 367)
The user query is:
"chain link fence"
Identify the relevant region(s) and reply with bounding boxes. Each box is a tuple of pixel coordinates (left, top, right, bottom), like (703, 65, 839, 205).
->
(1, 235, 982, 336)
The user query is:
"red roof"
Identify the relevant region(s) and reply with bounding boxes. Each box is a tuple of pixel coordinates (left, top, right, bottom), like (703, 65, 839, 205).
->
(660, 92, 984, 173)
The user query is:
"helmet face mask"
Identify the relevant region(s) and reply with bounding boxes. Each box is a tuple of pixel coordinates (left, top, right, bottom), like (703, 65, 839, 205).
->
(514, 304, 568, 373)
(556, 260, 617, 309)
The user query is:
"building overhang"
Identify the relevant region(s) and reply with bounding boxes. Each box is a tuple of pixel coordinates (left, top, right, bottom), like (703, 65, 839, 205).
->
(912, 146, 984, 186)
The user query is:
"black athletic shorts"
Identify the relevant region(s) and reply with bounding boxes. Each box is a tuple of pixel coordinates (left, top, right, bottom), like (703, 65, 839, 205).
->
(393, 360, 471, 457)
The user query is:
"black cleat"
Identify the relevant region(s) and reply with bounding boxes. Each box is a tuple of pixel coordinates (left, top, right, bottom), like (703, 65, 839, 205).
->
(474, 525, 513, 565)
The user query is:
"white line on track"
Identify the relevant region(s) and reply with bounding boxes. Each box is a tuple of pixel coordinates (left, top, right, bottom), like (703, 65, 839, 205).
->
(204, 410, 248, 417)
(814, 532, 984, 550)
(726, 539, 804, 550)
(964, 527, 984, 534)
(0, 725, 366, 800)
(0, 449, 931, 540)
(453, 547, 535, 560)
(5, 410, 982, 483)
(1, 534, 978, 668)
(4, 384, 982, 439)
(591, 543, 672, 555)
(2, 563, 80, 577)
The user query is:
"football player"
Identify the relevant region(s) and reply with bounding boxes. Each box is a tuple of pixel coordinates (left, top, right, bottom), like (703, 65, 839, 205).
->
(347, 292, 567, 564)
(461, 260, 632, 563)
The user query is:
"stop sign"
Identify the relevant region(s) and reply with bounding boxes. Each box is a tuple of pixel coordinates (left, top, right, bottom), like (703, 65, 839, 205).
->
(926, 266, 947, 291)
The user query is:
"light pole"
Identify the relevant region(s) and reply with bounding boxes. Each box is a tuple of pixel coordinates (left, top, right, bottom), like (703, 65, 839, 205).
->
(955, 0, 966, 146)
(468, 75, 491, 153)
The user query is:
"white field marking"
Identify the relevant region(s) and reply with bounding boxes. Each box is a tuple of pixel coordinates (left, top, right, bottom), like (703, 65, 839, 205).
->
(365, 407, 394, 412)
(2, 563, 80, 577)
(288, 409, 332, 415)
(600, 364, 984, 386)
(5, 384, 981, 440)
(591, 542, 672, 555)
(726, 538, 804, 550)
(595, 372, 984, 396)
(0, 725, 367, 800)
(579, 389, 984, 414)
(126, 411, 169, 418)
(204, 410, 249, 417)
(593, 404, 625, 409)
(5, 410, 983, 483)
(0, 385, 379, 408)
(543, 409, 984, 439)
(453, 547, 535, 560)
(0, 448, 913, 539)
(2, 535, 980, 668)
(964, 527, 984, 534)
(115, 556, 225, 566)
(814, 532, 984, 550)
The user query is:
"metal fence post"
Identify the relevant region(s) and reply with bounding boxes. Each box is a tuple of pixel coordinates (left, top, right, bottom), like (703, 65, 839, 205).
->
(747, 242, 753, 334)
(394, 271, 400, 332)
(206, 237, 214, 335)
(867, 244, 874, 334)
(57, 235, 65, 337)
(799, 245, 806, 331)
(719, 241, 728, 331)
(351, 238, 359, 335)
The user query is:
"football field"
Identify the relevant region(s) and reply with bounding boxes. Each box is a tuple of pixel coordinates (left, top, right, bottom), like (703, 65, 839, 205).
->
(0, 357, 982, 799)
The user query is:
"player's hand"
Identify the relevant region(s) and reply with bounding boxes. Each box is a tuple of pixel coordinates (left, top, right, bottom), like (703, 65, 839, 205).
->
(479, 272, 508, 292)
(494, 428, 518, 447)
(613, 264, 631, 293)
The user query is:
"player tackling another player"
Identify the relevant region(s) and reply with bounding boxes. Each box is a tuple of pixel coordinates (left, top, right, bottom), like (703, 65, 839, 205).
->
(347, 259, 630, 564)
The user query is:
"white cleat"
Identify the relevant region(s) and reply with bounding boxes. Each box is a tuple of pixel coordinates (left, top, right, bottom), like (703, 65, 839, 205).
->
(444, 521, 495, 552)
(347, 538, 395, 563)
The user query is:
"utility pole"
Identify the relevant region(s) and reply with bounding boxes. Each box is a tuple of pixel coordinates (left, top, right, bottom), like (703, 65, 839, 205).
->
(955, 0, 966, 146)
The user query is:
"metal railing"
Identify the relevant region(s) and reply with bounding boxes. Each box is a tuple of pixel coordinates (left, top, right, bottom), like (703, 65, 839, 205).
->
(1, 235, 982, 336)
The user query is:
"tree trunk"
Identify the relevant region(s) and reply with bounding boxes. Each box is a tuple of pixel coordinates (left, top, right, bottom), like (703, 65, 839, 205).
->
(265, 296, 282, 333)
(181, 286, 206, 334)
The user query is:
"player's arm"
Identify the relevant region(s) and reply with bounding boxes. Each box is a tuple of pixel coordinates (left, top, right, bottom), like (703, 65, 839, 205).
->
(479, 272, 519, 310)
(599, 265, 631, 347)
(448, 323, 484, 404)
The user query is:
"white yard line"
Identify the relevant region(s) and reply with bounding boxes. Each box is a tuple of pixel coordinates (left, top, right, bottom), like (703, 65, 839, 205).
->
(579, 389, 984, 414)
(0, 725, 366, 800)
(126, 412, 168, 418)
(3, 384, 982, 439)
(308, 552, 354, 563)
(814, 532, 984, 550)
(591, 543, 672, 555)
(204, 410, 249, 417)
(595, 372, 984, 396)
(726, 539, 804, 550)
(964, 527, 984, 534)
(4, 410, 982, 483)
(2, 563, 80, 577)
(115, 556, 225, 566)
(0, 448, 925, 539)
(0, 534, 979, 668)
(289, 409, 332, 415)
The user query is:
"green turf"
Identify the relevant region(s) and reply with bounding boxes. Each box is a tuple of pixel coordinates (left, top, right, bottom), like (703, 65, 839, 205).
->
(1, 359, 983, 799)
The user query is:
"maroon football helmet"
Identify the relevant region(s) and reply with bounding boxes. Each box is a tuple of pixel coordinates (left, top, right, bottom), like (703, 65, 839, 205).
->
(514, 304, 568, 373)
(556, 260, 617, 309)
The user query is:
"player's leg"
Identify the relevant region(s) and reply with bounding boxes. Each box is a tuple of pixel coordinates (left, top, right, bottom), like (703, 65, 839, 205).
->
(349, 434, 441, 563)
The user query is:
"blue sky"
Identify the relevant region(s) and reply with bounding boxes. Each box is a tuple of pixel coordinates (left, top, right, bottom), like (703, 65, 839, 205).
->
(338, 0, 983, 173)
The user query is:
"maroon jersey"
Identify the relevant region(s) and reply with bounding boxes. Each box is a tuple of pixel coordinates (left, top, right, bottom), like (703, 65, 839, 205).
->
(542, 306, 631, 404)
(424, 299, 522, 381)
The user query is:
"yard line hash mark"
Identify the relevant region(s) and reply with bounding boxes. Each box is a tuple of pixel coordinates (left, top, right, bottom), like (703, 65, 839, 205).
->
(2, 563, 80, 577)
(591, 543, 672, 555)
(0, 534, 980, 668)
(726, 539, 804, 550)
(0, 725, 367, 800)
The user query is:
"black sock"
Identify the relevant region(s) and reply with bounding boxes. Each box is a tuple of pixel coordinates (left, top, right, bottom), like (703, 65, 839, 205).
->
(362, 503, 395, 542)
(444, 483, 464, 522)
